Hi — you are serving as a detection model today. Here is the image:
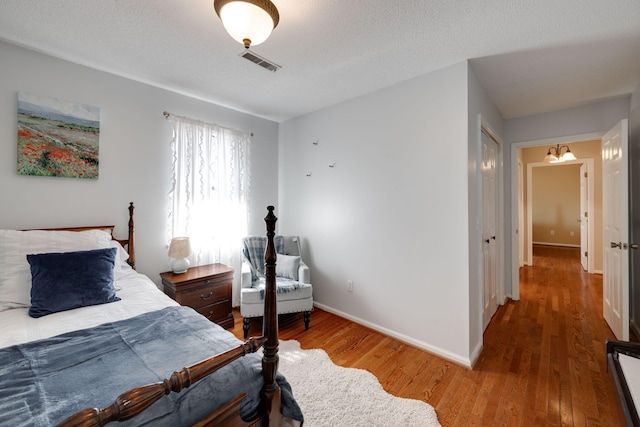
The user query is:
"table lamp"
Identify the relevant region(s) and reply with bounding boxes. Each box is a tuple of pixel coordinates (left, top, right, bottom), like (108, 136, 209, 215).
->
(168, 237, 191, 274)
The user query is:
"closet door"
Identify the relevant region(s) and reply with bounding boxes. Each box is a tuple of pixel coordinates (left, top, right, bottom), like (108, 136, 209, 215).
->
(482, 132, 498, 331)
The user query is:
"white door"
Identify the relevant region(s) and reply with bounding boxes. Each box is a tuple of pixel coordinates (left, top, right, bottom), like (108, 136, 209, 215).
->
(580, 163, 588, 271)
(518, 159, 525, 267)
(603, 119, 629, 341)
(482, 132, 498, 330)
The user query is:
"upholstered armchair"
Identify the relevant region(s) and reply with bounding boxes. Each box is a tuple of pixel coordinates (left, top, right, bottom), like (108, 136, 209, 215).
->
(240, 235, 313, 338)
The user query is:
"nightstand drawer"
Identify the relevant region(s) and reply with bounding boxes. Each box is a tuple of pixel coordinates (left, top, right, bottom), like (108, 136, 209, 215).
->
(160, 263, 235, 329)
(195, 300, 231, 322)
(179, 282, 229, 309)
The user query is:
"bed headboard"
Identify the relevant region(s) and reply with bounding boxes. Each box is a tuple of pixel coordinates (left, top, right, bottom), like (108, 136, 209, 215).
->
(26, 202, 136, 269)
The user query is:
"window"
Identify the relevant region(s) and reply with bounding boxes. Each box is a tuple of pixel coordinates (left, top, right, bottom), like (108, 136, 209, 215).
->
(167, 114, 250, 306)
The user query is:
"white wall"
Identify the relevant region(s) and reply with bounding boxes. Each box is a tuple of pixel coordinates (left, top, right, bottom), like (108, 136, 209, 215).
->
(0, 41, 279, 286)
(502, 97, 630, 295)
(278, 62, 474, 364)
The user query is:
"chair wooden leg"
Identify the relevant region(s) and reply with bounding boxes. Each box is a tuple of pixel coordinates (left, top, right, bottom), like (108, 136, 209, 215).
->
(303, 311, 310, 330)
(243, 317, 250, 338)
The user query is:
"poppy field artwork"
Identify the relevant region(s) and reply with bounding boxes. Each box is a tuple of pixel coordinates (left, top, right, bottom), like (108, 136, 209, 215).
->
(17, 92, 100, 179)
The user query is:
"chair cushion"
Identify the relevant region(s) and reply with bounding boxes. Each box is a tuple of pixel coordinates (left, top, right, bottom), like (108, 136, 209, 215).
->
(276, 254, 300, 280)
(241, 279, 313, 304)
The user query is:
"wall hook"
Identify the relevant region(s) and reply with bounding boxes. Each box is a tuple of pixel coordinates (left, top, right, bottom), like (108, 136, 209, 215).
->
(329, 162, 336, 168)
(306, 172, 312, 177)
(312, 139, 319, 145)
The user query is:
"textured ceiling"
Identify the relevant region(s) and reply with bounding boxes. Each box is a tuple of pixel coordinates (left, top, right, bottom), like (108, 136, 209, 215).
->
(1, 0, 639, 122)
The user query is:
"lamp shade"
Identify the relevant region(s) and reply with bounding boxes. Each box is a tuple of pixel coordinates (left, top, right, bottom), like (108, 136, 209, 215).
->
(214, 0, 279, 48)
(168, 237, 191, 259)
(168, 237, 191, 273)
(543, 152, 557, 163)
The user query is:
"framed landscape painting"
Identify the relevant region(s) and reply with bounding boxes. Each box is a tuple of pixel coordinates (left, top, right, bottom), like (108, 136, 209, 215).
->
(17, 92, 100, 179)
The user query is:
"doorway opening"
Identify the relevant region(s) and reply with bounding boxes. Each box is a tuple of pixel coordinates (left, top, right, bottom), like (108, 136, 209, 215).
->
(510, 133, 604, 300)
(525, 158, 595, 271)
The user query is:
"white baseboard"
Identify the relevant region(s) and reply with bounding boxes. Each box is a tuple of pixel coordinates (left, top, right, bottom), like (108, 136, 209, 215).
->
(313, 302, 473, 369)
(469, 340, 483, 368)
(532, 241, 580, 248)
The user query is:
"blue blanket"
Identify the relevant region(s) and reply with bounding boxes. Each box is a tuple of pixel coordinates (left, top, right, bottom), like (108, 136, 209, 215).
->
(0, 306, 303, 426)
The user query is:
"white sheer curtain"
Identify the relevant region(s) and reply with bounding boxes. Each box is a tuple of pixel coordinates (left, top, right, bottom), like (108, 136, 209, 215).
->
(167, 114, 250, 307)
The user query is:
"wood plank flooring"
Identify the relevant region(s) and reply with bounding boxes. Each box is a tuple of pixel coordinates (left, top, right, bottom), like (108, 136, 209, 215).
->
(229, 245, 624, 426)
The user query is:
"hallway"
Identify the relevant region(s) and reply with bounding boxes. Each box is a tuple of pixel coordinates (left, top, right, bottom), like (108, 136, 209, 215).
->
(484, 244, 621, 425)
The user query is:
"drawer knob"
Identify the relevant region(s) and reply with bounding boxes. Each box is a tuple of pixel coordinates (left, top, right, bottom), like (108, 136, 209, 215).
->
(206, 279, 211, 285)
(201, 291, 213, 300)
(206, 311, 213, 319)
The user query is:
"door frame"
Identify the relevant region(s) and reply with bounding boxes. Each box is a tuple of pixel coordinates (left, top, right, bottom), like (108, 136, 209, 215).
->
(518, 159, 525, 267)
(525, 158, 594, 271)
(510, 132, 603, 300)
(580, 163, 589, 271)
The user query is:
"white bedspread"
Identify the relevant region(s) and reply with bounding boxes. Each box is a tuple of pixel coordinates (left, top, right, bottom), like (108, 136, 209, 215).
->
(0, 268, 177, 349)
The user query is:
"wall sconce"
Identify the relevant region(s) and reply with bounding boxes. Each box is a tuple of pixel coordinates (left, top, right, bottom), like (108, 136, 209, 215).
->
(213, 0, 280, 49)
(543, 144, 577, 163)
(168, 237, 192, 274)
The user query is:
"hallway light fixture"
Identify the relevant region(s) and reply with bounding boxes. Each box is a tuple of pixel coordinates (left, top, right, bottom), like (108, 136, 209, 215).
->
(213, 0, 280, 49)
(543, 144, 577, 163)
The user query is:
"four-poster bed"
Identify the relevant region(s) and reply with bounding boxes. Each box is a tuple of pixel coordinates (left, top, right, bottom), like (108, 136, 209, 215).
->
(0, 204, 299, 426)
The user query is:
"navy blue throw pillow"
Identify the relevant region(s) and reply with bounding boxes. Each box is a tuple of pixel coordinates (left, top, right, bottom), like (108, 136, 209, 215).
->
(27, 247, 120, 318)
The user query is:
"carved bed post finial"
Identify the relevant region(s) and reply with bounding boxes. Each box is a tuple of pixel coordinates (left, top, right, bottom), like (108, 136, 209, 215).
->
(262, 206, 282, 424)
(127, 202, 136, 270)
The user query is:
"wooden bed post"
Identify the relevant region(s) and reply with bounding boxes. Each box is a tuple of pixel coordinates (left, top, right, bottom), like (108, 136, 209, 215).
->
(126, 202, 135, 269)
(262, 206, 282, 425)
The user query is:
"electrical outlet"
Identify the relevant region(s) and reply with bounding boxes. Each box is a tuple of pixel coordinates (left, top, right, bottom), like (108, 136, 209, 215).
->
(347, 280, 353, 292)
(550, 230, 555, 235)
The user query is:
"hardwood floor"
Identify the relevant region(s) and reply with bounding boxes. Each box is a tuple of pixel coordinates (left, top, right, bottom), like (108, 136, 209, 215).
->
(229, 245, 624, 426)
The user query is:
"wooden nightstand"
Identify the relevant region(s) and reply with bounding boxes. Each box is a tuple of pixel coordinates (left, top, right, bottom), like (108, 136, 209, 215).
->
(160, 263, 235, 329)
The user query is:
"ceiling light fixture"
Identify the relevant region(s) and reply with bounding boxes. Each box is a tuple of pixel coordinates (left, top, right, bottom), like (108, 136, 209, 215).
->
(543, 144, 577, 163)
(213, 0, 279, 49)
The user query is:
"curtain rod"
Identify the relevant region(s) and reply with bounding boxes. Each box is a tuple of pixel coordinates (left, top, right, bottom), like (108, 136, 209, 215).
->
(163, 111, 253, 137)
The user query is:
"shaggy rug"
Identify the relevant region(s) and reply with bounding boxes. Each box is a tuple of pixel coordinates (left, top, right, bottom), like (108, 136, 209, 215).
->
(275, 340, 441, 427)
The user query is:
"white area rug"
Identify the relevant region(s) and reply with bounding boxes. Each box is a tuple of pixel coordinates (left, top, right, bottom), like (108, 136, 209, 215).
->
(276, 340, 441, 427)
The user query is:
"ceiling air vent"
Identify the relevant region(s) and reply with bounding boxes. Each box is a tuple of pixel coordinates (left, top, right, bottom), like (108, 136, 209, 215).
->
(239, 50, 281, 72)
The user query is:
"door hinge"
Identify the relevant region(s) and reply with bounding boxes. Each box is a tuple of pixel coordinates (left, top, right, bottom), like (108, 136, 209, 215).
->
(584, 212, 588, 218)
(585, 251, 588, 257)
(584, 171, 588, 178)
